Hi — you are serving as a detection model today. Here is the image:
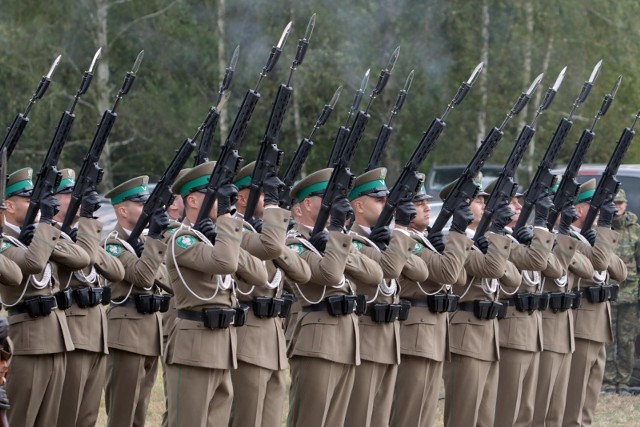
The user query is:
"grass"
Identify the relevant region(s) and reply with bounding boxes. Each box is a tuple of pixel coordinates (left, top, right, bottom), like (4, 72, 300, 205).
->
(95, 365, 640, 426)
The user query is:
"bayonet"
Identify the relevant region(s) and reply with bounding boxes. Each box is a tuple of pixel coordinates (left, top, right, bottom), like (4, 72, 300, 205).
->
(441, 61, 484, 121)
(365, 46, 400, 112)
(569, 60, 603, 119)
(256, 21, 293, 91)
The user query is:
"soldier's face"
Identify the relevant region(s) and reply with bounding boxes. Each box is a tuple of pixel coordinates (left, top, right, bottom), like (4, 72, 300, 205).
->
(5, 196, 30, 226)
(615, 201, 627, 216)
(117, 201, 144, 230)
(508, 197, 522, 227)
(236, 188, 264, 219)
(409, 199, 430, 231)
(469, 196, 485, 225)
(352, 195, 386, 228)
(297, 196, 322, 227)
(54, 193, 72, 222)
(167, 195, 184, 221)
(185, 192, 217, 221)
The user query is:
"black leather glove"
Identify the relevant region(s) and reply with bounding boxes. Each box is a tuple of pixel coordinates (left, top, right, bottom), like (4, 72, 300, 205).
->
(598, 199, 616, 228)
(558, 202, 578, 236)
(475, 235, 489, 254)
(450, 202, 473, 234)
(148, 208, 170, 240)
(427, 230, 445, 253)
(328, 197, 353, 231)
(369, 226, 391, 250)
(217, 183, 238, 216)
(583, 228, 597, 246)
(18, 223, 37, 246)
(309, 231, 328, 253)
(247, 217, 263, 233)
(488, 200, 514, 235)
(395, 198, 416, 227)
(131, 239, 145, 257)
(513, 225, 533, 245)
(195, 218, 217, 244)
(263, 174, 285, 207)
(80, 188, 101, 218)
(67, 227, 78, 242)
(40, 193, 60, 225)
(534, 194, 554, 227)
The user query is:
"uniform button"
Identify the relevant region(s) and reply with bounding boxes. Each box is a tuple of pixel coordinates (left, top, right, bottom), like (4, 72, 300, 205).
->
(342, 243, 348, 248)
(317, 318, 321, 322)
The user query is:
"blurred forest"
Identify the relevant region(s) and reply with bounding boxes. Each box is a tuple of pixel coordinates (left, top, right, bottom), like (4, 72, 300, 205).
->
(2, 0, 640, 190)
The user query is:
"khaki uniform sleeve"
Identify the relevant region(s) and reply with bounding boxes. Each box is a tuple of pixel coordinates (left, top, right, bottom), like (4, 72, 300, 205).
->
(273, 247, 312, 284)
(465, 232, 511, 278)
(509, 228, 555, 271)
(0, 253, 23, 287)
(575, 226, 616, 271)
(345, 245, 384, 286)
(3, 224, 61, 274)
(568, 251, 595, 280)
(542, 234, 577, 278)
(240, 207, 289, 260)
(289, 231, 352, 287)
(608, 253, 628, 283)
(381, 230, 426, 280)
(236, 248, 268, 286)
(420, 231, 472, 284)
(94, 249, 125, 282)
(500, 261, 522, 292)
(74, 217, 104, 264)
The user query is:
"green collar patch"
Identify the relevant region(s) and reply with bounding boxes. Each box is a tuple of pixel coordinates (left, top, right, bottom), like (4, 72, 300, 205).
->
(243, 225, 251, 233)
(105, 243, 122, 257)
(412, 242, 424, 254)
(0, 241, 11, 253)
(166, 227, 178, 234)
(352, 240, 363, 251)
(288, 243, 305, 255)
(176, 234, 197, 249)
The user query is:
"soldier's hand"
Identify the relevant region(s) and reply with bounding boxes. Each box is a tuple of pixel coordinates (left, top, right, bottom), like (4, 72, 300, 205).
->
(131, 238, 145, 257)
(475, 235, 489, 254)
(395, 198, 416, 227)
(148, 208, 170, 240)
(328, 197, 352, 231)
(67, 227, 78, 242)
(40, 193, 60, 224)
(558, 202, 578, 236)
(534, 194, 554, 227)
(450, 202, 473, 234)
(598, 198, 616, 228)
(369, 226, 391, 250)
(217, 184, 238, 216)
(427, 230, 445, 253)
(80, 188, 101, 218)
(513, 225, 533, 245)
(263, 174, 285, 207)
(18, 223, 37, 246)
(309, 231, 328, 253)
(247, 217, 263, 233)
(195, 218, 217, 244)
(489, 199, 514, 235)
(583, 228, 597, 246)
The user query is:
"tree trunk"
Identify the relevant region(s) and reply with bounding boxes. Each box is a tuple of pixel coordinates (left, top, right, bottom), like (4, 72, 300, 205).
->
(476, 0, 490, 148)
(217, 0, 228, 146)
(94, 0, 113, 190)
(517, 0, 534, 131)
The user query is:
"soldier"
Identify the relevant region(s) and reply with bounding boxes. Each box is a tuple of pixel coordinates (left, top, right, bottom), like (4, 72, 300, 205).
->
(286, 168, 384, 427)
(51, 169, 126, 427)
(229, 162, 311, 427)
(343, 168, 429, 427)
(0, 168, 90, 426)
(164, 161, 267, 426)
(603, 188, 640, 395)
(391, 177, 473, 427)
(103, 176, 171, 427)
(564, 179, 627, 426)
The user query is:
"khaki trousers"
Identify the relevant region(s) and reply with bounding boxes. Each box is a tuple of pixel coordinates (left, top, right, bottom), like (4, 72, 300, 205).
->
(495, 348, 539, 427)
(390, 355, 442, 427)
(444, 353, 498, 427)
(230, 361, 286, 427)
(563, 338, 606, 427)
(287, 356, 356, 427)
(345, 360, 397, 427)
(6, 352, 66, 427)
(58, 349, 106, 427)
(105, 348, 158, 427)
(166, 363, 233, 427)
(533, 350, 572, 426)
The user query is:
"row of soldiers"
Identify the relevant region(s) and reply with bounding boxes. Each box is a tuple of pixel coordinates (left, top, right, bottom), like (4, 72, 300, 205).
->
(0, 156, 626, 427)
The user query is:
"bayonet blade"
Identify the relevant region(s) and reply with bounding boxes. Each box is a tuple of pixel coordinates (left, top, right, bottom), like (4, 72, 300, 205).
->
(552, 67, 567, 92)
(277, 21, 293, 49)
(46, 55, 62, 79)
(610, 75, 622, 98)
(467, 62, 484, 86)
(132, 50, 144, 74)
(330, 85, 343, 108)
(360, 69, 371, 92)
(230, 45, 240, 71)
(216, 91, 231, 112)
(526, 73, 544, 96)
(588, 60, 603, 84)
(386, 46, 400, 73)
(88, 48, 102, 73)
(403, 70, 415, 93)
(631, 110, 640, 131)
(304, 14, 316, 41)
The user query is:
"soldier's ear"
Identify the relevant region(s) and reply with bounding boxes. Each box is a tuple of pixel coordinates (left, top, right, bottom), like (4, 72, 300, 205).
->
(4, 199, 14, 214)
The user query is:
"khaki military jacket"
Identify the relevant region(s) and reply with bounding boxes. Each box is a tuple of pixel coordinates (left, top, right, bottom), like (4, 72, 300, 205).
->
(399, 229, 472, 362)
(286, 223, 383, 365)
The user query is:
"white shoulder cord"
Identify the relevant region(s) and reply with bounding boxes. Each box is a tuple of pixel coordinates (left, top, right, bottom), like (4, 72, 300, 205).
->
(58, 232, 99, 287)
(570, 229, 609, 287)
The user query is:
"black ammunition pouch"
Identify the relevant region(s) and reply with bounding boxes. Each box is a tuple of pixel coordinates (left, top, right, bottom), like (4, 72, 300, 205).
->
(459, 300, 503, 320)
(234, 304, 250, 326)
(548, 292, 574, 312)
(72, 287, 106, 308)
(100, 286, 112, 305)
(609, 284, 619, 302)
(16, 295, 58, 318)
(54, 288, 73, 310)
(427, 294, 447, 313)
(252, 296, 285, 318)
(398, 299, 411, 321)
(570, 290, 582, 309)
(159, 294, 172, 313)
(326, 295, 358, 316)
(366, 303, 401, 323)
(446, 294, 460, 312)
(201, 307, 236, 329)
(134, 294, 167, 314)
(355, 295, 368, 316)
(536, 293, 549, 311)
(279, 293, 295, 318)
(584, 285, 611, 304)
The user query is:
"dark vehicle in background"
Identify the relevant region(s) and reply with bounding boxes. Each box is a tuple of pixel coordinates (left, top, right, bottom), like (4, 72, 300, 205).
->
(425, 164, 517, 199)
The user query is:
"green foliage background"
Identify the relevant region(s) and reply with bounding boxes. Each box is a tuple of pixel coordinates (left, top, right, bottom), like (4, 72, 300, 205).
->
(1, 0, 639, 190)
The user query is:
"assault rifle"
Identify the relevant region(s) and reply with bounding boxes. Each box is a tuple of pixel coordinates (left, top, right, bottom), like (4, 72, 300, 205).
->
(515, 60, 603, 231)
(580, 111, 640, 235)
(244, 14, 315, 219)
(195, 21, 292, 224)
(546, 75, 622, 230)
(430, 73, 543, 234)
(61, 50, 143, 234)
(1, 55, 62, 159)
(22, 49, 101, 229)
(193, 45, 239, 166)
(279, 86, 342, 210)
(474, 70, 562, 242)
(371, 62, 483, 237)
(0, 149, 6, 235)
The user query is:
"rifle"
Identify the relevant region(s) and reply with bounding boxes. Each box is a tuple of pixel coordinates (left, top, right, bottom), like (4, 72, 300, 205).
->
(23, 49, 101, 228)
(371, 62, 483, 237)
(580, 111, 640, 235)
(430, 73, 542, 234)
(311, 48, 399, 236)
(244, 14, 315, 219)
(195, 22, 292, 225)
(1, 55, 62, 159)
(473, 71, 561, 241)
(61, 50, 144, 234)
(515, 61, 603, 231)
(279, 86, 342, 210)
(0, 149, 6, 234)
(193, 45, 239, 166)
(365, 69, 414, 172)
(547, 75, 622, 230)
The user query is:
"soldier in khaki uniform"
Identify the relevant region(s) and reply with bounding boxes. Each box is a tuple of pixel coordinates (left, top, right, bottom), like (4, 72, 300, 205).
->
(285, 169, 384, 427)
(51, 169, 126, 427)
(103, 176, 171, 427)
(391, 178, 473, 427)
(229, 162, 311, 427)
(343, 169, 429, 427)
(564, 179, 628, 427)
(164, 161, 268, 426)
(0, 168, 90, 426)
